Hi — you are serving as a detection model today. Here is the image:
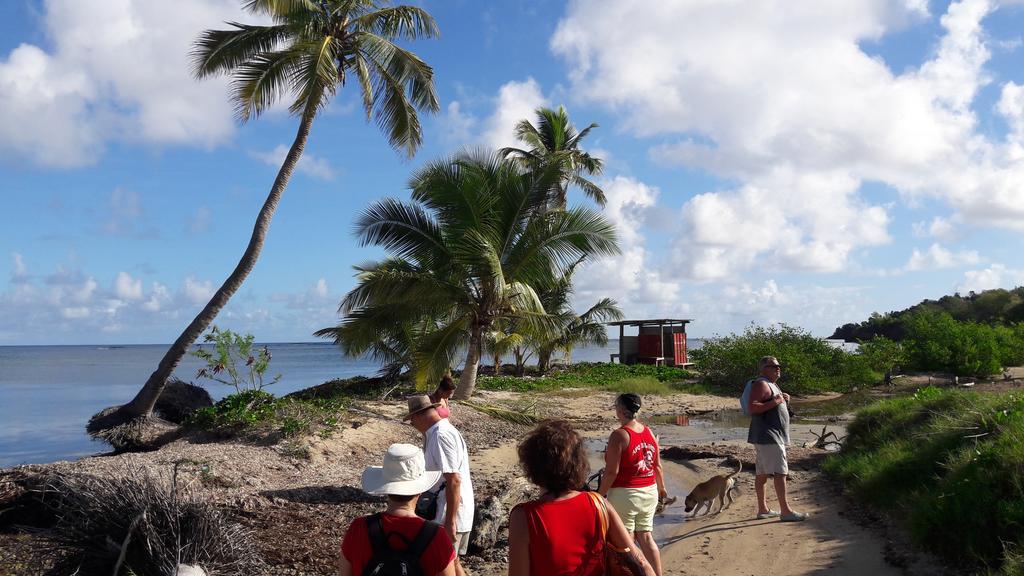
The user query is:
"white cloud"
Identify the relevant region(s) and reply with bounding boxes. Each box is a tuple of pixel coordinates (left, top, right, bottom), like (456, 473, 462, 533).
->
(252, 145, 337, 180)
(114, 271, 143, 300)
(183, 276, 215, 305)
(187, 206, 212, 234)
(103, 188, 157, 237)
(142, 282, 171, 312)
(913, 215, 961, 241)
(552, 0, 1024, 278)
(11, 253, 27, 282)
(482, 78, 548, 150)
(313, 278, 328, 298)
(958, 263, 1024, 292)
(575, 176, 681, 310)
(0, 0, 246, 167)
(904, 243, 981, 271)
(0, 256, 337, 343)
(441, 101, 477, 146)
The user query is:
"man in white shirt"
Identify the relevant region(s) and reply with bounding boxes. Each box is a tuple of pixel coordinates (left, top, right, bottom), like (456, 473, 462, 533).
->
(405, 394, 474, 576)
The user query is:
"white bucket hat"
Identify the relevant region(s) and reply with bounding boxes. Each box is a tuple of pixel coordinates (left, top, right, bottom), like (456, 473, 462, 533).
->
(362, 443, 442, 496)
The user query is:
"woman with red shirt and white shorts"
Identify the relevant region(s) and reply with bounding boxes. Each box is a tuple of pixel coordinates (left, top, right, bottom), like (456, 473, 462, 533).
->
(597, 393, 667, 576)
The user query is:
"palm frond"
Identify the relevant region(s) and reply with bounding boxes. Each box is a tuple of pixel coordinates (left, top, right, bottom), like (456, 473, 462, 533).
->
(231, 47, 304, 121)
(355, 198, 449, 266)
(192, 23, 292, 80)
(413, 316, 470, 389)
(351, 6, 440, 40)
(287, 36, 338, 117)
(242, 0, 320, 18)
(356, 32, 438, 156)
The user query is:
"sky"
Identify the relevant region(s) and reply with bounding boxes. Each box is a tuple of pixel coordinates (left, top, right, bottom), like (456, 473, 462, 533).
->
(3, 0, 1024, 345)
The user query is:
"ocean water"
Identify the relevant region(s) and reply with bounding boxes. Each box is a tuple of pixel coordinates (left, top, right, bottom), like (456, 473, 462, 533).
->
(0, 340, 633, 467)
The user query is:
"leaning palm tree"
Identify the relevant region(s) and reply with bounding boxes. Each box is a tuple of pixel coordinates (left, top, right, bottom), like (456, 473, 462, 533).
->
(89, 0, 439, 437)
(500, 106, 606, 209)
(320, 150, 619, 399)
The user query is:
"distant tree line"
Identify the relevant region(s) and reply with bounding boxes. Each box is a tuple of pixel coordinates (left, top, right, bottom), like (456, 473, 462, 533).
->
(830, 287, 1024, 376)
(830, 287, 1024, 342)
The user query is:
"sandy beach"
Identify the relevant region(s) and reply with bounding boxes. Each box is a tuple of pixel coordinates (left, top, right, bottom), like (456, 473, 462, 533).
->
(1, 385, 959, 575)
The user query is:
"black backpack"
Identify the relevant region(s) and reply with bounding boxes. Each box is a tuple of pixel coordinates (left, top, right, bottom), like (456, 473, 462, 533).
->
(362, 513, 440, 576)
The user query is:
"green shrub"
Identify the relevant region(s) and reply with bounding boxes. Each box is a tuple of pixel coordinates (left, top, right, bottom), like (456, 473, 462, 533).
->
(690, 324, 876, 394)
(192, 327, 281, 393)
(901, 311, 1024, 376)
(823, 389, 1024, 572)
(186, 389, 349, 440)
(188, 390, 277, 430)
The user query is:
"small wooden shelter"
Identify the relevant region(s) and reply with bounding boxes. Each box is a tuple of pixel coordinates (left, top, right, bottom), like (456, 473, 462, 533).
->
(607, 319, 693, 367)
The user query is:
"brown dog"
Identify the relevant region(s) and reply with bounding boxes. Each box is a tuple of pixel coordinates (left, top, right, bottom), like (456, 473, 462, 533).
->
(683, 458, 742, 517)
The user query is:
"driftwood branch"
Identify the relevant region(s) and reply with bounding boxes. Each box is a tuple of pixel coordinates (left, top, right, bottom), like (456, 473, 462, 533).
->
(803, 425, 846, 449)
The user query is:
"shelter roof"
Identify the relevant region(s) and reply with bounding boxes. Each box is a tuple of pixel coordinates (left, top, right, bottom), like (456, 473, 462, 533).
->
(606, 319, 692, 327)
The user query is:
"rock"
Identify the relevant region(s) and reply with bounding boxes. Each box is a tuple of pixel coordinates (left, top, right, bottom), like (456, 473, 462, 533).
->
(154, 379, 213, 423)
(469, 495, 505, 552)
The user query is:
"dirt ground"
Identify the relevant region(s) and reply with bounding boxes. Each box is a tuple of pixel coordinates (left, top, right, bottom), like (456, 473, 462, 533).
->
(0, 386, 970, 575)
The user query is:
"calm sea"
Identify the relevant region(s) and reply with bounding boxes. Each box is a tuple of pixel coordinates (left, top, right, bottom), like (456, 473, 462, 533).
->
(1, 340, 646, 467)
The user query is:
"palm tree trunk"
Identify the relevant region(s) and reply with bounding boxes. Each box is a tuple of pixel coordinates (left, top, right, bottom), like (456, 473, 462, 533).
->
(537, 349, 552, 374)
(454, 325, 482, 400)
(88, 101, 319, 434)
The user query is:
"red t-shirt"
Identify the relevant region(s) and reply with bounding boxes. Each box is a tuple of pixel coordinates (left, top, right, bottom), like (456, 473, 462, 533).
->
(513, 492, 604, 576)
(341, 514, 455, 576)
(611, 425, 658, 489)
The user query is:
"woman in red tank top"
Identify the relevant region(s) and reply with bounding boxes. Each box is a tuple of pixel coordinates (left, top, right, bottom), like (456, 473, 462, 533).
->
(597, 393, 667, 576)
(428, 375, 456, 419)
(507, 420, 654, 576)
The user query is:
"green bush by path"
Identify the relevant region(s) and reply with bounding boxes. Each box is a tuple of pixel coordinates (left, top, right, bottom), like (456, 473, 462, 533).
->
(476, 362, 710, 395)
(186, 389, 350, 440)
(900, 310, 1024, 376)
(690, 324, 876, 395)
(822, 388, 1024, 574)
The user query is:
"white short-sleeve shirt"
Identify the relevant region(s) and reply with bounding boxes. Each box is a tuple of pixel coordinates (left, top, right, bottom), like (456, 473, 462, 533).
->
(423, 418, 474, 532)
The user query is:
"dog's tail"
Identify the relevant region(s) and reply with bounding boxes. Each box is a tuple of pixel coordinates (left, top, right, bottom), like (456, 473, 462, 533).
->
(726, 457, 743, 478)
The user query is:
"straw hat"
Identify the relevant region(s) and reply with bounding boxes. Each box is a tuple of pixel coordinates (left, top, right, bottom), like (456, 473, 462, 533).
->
(402, 394, 442, 421)
(361, 443, 442, 496)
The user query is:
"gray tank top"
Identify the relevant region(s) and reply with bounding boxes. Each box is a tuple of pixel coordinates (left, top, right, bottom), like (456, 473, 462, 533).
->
(747, 379, 790, 446)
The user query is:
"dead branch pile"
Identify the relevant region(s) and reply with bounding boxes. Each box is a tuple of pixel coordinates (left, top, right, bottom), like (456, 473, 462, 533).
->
(13, 465, 263, 575)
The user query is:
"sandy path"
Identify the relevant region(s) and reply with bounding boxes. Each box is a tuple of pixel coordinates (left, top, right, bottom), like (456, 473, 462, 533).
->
(656, 455, 900, 576)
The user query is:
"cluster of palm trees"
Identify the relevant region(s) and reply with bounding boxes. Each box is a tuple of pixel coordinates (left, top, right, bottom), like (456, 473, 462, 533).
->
(315, 107, 624, 398)
(89, 0, 623, 436)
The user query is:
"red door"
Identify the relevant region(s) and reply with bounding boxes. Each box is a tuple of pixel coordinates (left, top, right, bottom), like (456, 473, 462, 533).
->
(673, 333, 687, 365)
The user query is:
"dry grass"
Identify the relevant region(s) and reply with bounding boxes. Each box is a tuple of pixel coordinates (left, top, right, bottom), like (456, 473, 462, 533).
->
(13, 465, 263, 575)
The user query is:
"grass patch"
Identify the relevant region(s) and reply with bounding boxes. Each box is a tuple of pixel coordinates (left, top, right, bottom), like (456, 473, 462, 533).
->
(822, 387, 1024, 574)
(477, 362, 714, 395)
(462, 399, 540, 425)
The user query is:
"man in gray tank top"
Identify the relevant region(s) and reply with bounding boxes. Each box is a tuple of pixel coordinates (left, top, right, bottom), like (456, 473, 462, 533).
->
(746, 356, 808, 522)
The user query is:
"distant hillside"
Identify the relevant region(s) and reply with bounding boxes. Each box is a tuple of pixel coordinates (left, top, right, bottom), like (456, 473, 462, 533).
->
(830, 287, 1024, 342)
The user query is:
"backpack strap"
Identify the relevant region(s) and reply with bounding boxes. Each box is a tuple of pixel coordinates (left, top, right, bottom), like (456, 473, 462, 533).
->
(366, 513, 388, 558)
(408, 520, 441, 558)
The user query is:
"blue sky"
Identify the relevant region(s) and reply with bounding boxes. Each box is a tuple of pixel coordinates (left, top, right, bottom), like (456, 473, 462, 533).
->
(2, 0, 1024, 345)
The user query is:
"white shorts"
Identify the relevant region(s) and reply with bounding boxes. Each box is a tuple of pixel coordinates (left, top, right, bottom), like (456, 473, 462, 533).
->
(755, 443, 788, 476)
(607, 484, 659, 532)
(453, 531, 470, 556)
